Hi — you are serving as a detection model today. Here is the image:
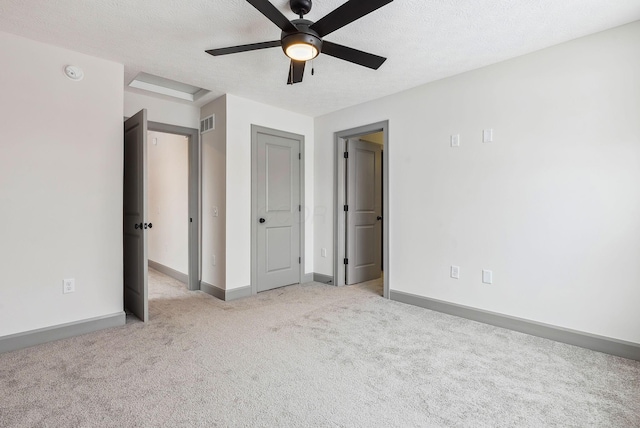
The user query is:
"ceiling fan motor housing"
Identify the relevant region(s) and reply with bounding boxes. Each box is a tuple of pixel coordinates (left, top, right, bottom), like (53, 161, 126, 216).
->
(281, 19, 323, 57)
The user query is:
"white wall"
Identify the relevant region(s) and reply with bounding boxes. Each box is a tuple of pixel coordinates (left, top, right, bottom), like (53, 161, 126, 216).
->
(201, 96, 227, 288)
(124, 91, 200, 130)
(147, 131, 189, 274)
(0, 32, 124, 336)
(226, 94, 314, 290)
(314, 22, 640, 344)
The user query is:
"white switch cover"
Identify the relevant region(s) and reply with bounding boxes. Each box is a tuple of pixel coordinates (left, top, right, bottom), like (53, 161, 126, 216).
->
(482, 270, 493, 284)
(450, 134, 460, 147)
(483, 129, 493, 143)
(450, 265, 460, 279)
(321, 248, 327, 258)
(212, 207, 219, 217)
(63, 278, 75, 294)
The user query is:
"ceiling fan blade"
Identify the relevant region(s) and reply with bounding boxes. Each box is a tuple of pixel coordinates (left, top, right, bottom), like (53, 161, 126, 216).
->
(246, 0, 297, 33)
(310, 0, 393, 37)
(321, 41, 386, 70)
(206, 40, 281, 56)
(287, 60, 305, 85)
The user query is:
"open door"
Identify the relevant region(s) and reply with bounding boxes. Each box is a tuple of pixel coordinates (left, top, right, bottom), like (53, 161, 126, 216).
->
(123, 110, 149, 321)
(346, 138, 382, 285)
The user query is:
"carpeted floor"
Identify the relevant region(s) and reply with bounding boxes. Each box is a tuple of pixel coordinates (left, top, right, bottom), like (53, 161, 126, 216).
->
(1, 269, 639, 427)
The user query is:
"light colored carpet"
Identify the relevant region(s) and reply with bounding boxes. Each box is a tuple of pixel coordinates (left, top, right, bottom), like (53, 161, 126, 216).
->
(1, 269, 639, 427)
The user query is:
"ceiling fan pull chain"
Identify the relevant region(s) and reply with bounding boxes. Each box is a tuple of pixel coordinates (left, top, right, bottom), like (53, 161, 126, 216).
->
(311, 58, 315, 76)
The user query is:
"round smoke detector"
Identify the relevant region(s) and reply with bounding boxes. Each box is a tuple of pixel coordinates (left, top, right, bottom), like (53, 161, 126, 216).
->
(64, 65, 84, 81)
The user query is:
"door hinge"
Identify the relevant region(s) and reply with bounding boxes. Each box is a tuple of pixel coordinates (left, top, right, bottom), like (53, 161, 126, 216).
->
(343, 152, 348, 159)
(298, 153, 301, 160)
(299, 257, 301, 264)
(344, 205, 348, 212)
(344, 258, 348, 265)
(299, 205, 301, 212)
(190, 218, 193, 223)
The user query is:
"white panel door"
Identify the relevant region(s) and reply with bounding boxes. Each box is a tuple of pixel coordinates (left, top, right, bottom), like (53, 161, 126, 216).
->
(346, 139, 382, 285)
(256, 130, 300, 292)
(123, 110, 149, 321)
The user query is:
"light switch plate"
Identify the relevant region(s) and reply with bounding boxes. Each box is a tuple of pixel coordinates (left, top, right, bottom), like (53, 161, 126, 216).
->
(482, 270, 493, 284)
(450, 265, 460, 279)
(450, 134, 460, 147)
(483, 129, 493, 143)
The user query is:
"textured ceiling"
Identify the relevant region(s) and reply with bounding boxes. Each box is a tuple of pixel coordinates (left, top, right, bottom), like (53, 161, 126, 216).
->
(1, 0, 639, 116)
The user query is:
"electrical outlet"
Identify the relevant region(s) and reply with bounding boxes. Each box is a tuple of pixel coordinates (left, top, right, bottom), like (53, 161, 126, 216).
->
(63, 278, 75, 294)
(482, 270, 493, 284)
(450, 265, 460, 279)
(212, 207, 219, 217)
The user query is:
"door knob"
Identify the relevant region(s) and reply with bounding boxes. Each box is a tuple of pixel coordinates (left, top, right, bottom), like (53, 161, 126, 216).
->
(259, 218, 266, 223)
(135, 223, 143, 229)
(148, 223, 152, 229)
(377, 216, 383, 221)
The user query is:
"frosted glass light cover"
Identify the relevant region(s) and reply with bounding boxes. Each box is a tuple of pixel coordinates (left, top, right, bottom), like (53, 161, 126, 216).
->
(285, 43, 318, 61)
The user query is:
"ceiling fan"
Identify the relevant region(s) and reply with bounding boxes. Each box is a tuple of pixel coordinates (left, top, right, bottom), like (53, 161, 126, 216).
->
(205, 0, 393, 84)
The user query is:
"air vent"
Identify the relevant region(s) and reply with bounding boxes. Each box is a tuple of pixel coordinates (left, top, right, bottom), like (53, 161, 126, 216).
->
(200, 115, 215, 134)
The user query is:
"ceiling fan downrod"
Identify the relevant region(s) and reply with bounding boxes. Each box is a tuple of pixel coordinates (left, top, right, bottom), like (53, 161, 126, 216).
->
(290, 0, 312, 18)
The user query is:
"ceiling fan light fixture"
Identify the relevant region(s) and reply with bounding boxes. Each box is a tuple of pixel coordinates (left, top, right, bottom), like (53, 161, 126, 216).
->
(282, 30, 322, 62)
(285, 43, 318, 61)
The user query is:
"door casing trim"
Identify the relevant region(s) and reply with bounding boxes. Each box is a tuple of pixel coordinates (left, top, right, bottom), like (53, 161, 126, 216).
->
(250, 125, 306, 295)
(333, 121, 389, 298)
(147, 121, 201, 291)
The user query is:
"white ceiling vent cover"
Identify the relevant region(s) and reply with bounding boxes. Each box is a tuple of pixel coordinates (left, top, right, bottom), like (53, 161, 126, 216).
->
(201, 115, 215, 134)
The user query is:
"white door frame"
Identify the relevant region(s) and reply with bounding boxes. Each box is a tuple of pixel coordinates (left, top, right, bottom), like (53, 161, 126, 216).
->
(147, 121, 201, 291)
(251, 125, 306, 294)
(334, 121, 389, 298)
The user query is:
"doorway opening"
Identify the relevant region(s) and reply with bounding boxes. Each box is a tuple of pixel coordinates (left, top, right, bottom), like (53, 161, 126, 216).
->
(147, 130, 190, 286)
(334, 121, 389, 298)
(148, 121, 200, 293)
(123, 110, 200, 322)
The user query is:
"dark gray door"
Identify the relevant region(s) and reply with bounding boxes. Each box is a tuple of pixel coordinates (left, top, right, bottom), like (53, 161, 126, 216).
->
(123, 110, 148, 321)
(346, 139, 382, 285)
(256, 130, 301, 292)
